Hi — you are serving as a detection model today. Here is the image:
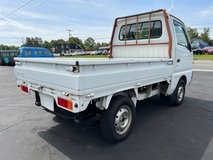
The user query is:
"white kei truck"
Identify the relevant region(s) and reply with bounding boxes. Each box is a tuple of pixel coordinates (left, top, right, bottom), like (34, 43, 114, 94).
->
(14, 9, 193, 143)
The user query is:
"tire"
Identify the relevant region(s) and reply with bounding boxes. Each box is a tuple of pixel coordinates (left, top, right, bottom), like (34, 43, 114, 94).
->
(160, 93, 167, 100)
(100, 95, 136, 143)
(168, 79, 186, 106)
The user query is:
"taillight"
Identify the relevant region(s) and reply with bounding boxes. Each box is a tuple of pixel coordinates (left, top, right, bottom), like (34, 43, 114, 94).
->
(58, 97, 73, 110)
(20, 85, 28, 93)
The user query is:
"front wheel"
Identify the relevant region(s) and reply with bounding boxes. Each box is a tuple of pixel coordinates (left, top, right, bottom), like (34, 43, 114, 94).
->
(100, 95, 136, 143)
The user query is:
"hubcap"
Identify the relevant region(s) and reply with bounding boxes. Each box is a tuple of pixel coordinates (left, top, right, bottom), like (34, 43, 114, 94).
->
(114, 105, 132, 135)
(177, 85, 184, 102)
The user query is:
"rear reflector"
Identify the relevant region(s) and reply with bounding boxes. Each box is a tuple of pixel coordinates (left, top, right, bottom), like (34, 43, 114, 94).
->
(20, 85, 28, 93)
(58, 97, 73, 110)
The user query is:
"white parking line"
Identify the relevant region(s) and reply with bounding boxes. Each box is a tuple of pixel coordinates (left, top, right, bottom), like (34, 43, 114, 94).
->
(193, 69, 213, 72)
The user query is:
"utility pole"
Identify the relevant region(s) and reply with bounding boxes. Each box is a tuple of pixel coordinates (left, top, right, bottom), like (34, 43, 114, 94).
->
(67, 29, 72, 54)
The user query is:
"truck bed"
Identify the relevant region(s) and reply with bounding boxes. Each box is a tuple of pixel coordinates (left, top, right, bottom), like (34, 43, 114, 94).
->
(15, 57, 173, 97)
(15, 57, 172, 65)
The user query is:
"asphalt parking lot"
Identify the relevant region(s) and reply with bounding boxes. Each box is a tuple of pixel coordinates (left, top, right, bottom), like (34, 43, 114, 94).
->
(0, 64, 213, 160)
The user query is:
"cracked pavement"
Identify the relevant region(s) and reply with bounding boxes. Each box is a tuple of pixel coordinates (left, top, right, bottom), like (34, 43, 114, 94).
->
(0, 66, 213, 160)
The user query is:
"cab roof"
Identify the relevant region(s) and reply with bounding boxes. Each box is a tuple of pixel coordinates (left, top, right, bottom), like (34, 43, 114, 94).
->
(19, 47, 49, 50)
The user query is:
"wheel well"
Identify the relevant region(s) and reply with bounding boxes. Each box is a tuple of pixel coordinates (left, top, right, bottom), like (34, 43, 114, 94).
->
(180, 75, 187, 85)
(113, 89, 136, 99)
(91, 89, 137, 110)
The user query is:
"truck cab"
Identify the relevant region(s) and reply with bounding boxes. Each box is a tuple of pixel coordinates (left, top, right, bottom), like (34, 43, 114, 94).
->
(110, 9, 192, 96)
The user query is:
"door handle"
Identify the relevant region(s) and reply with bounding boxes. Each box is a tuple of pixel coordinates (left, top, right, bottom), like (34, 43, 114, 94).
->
(177, 59, 180, 63)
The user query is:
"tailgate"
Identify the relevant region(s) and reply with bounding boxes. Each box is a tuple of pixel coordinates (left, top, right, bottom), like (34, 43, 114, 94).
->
(14, 58, 80, 94)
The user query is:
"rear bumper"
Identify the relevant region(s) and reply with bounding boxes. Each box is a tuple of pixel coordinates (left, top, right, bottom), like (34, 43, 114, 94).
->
(42, 100, 99, 123)
(17, 80, 90, 113)
(42, 104, 80, 121)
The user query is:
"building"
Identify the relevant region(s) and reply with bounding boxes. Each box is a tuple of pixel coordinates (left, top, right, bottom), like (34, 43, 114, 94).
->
(54, 44, 83, 54)
(99, 46, 110, 50)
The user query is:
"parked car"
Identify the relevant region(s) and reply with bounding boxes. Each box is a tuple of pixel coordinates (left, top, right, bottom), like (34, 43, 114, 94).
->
(191, 40, 201, 54)
(0, 50, 18, 66)
(102, 50, 108, 55)
(90, 51, 97, 55)
(63, 53, 70, 56)
(191, 39, 209, 55)
(202, 46, 213, 54)
(14, 9, 192, 143)
(18, 47, 53, 58)
(82, 51, 86, 55)
(77, 51, 86, 55)
(96, 50, 102, 55)
(71, 52, 78, 56)
(86, 51, 92, 55)
(52, 53, 61, 57)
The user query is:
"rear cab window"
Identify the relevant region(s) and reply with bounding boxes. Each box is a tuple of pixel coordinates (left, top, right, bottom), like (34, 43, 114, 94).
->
(119, 20, 162, 41)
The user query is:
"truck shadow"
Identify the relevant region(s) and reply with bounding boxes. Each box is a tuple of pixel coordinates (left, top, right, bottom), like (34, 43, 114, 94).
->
(38, 96, 213, 160)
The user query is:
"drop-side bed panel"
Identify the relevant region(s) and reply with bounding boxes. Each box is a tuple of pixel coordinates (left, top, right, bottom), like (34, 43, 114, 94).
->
(15, 58, 173, 95)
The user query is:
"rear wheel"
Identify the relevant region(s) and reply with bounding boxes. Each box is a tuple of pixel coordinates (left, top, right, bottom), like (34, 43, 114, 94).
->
(169, 79, 186, 106)
(100, 95, 135, 143)
(160, 79, 186, 106)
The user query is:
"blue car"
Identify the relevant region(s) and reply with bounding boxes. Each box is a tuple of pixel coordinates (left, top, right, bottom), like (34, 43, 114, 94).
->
(95, 50, 103, 55)
(18, 47, 53, 58)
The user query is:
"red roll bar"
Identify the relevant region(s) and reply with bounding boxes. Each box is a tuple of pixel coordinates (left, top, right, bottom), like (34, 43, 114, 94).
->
(109, 9, 172, 59)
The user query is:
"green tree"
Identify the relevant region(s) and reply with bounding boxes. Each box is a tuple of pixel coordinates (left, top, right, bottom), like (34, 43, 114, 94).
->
(187, 27, 199, 40)
(42, 41, 53, 50)
(84, 37, 95, 51)
(50, 39, 66, 46)
(0, 44, 19, 50)
(209, 39, 213, 46)
(200, 28, 211, 44)
(68, 37, 84, 49)
(22, 37, 43, 47)
(101, 42, 109, 47)
(95, 42, 101, 50)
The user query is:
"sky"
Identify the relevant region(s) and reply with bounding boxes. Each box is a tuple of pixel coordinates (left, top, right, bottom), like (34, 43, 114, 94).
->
(0, 0, 213, 46)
